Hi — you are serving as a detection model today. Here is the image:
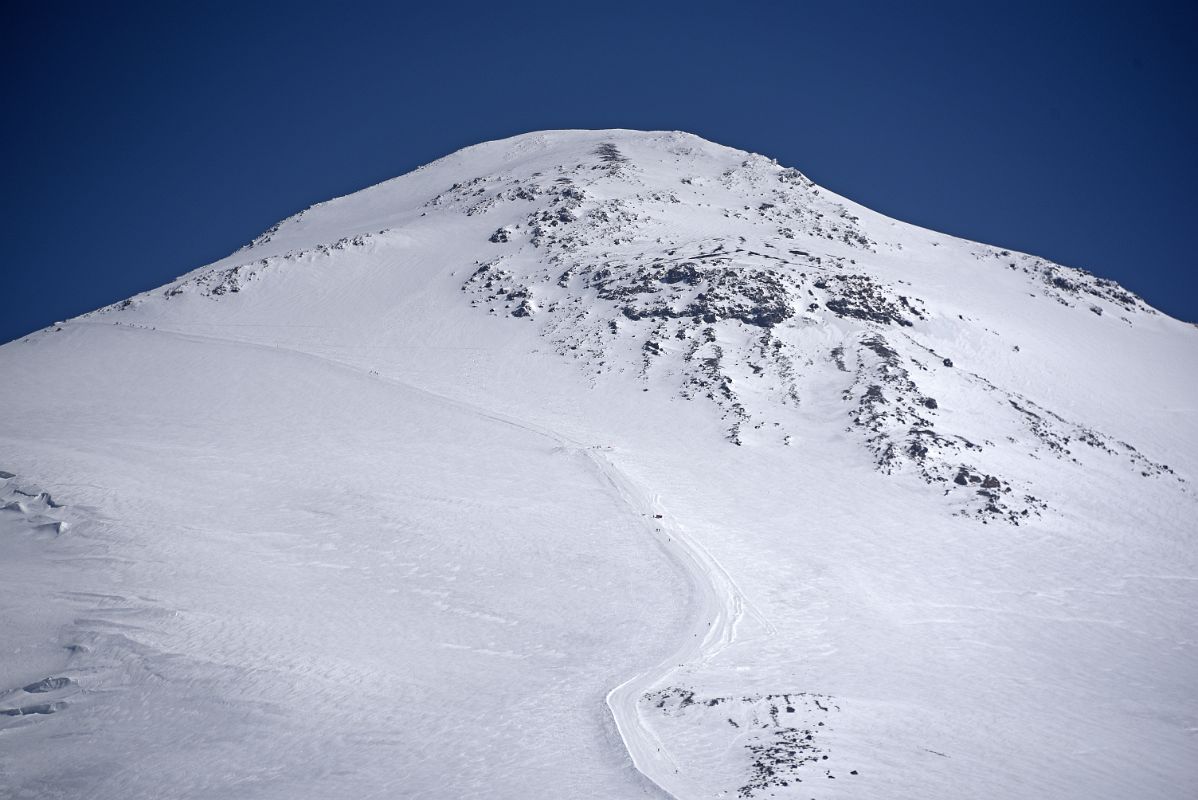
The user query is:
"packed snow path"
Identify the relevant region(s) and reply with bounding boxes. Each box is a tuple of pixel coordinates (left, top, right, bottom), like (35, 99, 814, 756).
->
(590, 452, 776, 799)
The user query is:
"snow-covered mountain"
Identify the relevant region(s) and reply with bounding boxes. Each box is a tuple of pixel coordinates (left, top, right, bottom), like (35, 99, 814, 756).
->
(2, 130, 1195, 800)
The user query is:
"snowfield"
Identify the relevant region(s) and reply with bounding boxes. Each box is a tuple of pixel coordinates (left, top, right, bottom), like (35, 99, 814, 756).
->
(2, 130, 1196, 799)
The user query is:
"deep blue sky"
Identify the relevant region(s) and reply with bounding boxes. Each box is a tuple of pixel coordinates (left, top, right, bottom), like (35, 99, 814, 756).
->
(4, 1, 1196, 343)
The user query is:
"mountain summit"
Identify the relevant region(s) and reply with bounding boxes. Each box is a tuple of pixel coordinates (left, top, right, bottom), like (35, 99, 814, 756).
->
(2, 130, 1196, 799)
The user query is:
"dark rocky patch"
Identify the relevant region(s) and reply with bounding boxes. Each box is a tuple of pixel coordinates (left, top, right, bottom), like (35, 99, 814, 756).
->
(22, 677, 71, 694)
(822, 274, 924, 326)
(644, 687, 851, 798)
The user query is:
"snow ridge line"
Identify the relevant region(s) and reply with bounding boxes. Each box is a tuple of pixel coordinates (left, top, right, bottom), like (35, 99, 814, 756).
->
(68, 320, 773, 798)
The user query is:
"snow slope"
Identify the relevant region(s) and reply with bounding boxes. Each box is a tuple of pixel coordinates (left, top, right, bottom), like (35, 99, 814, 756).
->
(2, 130, 1196, 799)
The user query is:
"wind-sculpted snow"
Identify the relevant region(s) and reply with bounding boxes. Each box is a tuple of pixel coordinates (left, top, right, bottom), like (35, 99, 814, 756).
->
(1, 470, 68, 538)
(5, 129, 1197, 800)
(0, 472, 80, 721)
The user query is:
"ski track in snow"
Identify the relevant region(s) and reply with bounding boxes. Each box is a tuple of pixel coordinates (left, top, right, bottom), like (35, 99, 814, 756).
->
(69, 318, 773, 799)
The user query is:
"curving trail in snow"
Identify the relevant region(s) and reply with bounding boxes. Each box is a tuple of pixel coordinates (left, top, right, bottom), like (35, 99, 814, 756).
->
(586, 449, 775, 799)
(70, 319, 770, 799)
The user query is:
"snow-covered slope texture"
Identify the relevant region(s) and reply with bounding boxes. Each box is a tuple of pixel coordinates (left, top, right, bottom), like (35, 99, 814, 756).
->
(3, 130, 1196, 800)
